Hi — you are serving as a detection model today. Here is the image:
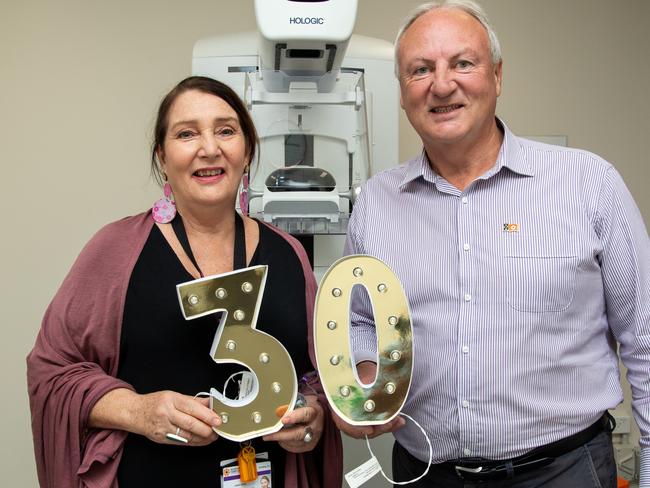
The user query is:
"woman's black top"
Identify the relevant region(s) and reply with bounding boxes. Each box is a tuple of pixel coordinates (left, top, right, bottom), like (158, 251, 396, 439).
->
(116, 222, 310, 487)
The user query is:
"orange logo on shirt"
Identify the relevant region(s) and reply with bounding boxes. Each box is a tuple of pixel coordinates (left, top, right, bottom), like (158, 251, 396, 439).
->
(503, 223, 520, 232)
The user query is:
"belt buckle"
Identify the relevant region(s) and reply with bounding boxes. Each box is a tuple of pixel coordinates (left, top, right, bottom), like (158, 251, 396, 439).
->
(454, 465, 484, 479)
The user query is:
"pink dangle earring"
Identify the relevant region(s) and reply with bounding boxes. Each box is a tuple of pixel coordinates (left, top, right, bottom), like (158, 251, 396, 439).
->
(239, 165, 250, 216)
(152, 175, 176, 223)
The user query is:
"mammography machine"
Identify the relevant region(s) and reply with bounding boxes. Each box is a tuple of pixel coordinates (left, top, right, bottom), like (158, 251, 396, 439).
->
(192, 0, 398, 278)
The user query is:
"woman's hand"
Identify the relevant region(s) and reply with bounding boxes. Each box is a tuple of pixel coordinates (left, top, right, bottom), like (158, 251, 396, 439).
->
(89, 388, 221, 446)
(133, 391, 221, 445)
(262, 394, 324, 453)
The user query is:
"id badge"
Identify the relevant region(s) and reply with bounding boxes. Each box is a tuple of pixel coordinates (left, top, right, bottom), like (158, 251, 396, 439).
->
(220, 451, 273, 488)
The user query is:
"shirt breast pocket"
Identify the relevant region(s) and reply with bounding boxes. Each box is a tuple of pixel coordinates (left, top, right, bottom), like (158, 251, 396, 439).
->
(504, 237, 578, 313)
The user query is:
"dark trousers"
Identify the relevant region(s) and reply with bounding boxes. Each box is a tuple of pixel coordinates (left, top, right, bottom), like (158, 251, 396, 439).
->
(392, 431, 617, 488)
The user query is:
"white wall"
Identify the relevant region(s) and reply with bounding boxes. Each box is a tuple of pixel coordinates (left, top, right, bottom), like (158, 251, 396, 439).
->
(1, 1, 648, 485)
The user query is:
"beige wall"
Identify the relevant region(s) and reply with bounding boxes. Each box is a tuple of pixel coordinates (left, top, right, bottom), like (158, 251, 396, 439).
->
(1, 0, 648, 485)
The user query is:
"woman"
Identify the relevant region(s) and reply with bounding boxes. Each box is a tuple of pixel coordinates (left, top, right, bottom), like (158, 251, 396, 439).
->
(27, 76, 342, 487)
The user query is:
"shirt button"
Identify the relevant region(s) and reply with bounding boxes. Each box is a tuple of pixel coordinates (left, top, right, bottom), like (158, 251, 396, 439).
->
(464, 294, 472, 302)
(462, 400, 470, 408)
(462, 345, 469, 354)
(461, 196, 469, 204)
(464, 448, 472, 456)
(463, 243, 470, 251)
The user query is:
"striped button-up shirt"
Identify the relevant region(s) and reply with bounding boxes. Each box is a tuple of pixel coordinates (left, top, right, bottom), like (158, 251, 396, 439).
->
(344, 120, 650, 482)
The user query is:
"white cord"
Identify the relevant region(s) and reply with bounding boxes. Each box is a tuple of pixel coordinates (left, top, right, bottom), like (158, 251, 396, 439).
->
(193, 391, 212, 400)
(191, 371, 246, 403)
(364, 413, 433, 485)
(222, 371, 245, 396)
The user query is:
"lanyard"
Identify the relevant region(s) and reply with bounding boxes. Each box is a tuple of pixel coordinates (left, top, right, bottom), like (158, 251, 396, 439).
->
(171, 212, 246, 277)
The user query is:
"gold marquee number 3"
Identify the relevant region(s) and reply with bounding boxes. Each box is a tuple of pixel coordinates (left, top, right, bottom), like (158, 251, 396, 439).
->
(176, 265, 297, 442)
(315, 255, 413, 425)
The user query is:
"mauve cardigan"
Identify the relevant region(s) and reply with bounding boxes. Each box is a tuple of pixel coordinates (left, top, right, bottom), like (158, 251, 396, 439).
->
(27, 211, 342, 488)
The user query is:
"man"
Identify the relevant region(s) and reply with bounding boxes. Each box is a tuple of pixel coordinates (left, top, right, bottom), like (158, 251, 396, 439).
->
(335, 1, 650, 487)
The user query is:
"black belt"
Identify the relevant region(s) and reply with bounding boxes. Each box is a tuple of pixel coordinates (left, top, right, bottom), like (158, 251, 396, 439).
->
(440, 413, 615, 482)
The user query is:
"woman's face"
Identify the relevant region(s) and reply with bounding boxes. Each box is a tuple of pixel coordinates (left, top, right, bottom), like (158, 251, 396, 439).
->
(260, 478, 269, 488)
(159, 89, 248, 214)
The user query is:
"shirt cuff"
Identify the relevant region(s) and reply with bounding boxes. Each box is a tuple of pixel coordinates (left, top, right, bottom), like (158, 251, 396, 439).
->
(353, 351, 378, 364)
(639, 447, 650, 487)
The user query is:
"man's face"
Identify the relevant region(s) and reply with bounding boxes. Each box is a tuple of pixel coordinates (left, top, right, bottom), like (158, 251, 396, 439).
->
(397, 8, 502, 150)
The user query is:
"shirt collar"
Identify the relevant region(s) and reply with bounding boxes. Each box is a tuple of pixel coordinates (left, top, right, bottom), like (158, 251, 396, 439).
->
(486, 119, 534, 179)
(399, 149, 437, 189)
(399, 118, 534, 190)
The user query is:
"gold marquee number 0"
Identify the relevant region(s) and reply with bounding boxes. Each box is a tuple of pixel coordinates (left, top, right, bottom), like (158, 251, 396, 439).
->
(315, 255, 413, 425)
(176, 265, 297, 442)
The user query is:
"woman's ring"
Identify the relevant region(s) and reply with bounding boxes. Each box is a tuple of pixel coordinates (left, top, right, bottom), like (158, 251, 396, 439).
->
(303, 426, 313, 443)
(166, 426, 189, 444)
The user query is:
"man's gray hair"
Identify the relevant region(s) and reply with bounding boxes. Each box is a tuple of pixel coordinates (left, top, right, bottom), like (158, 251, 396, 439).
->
(394, 0, 502, 77)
